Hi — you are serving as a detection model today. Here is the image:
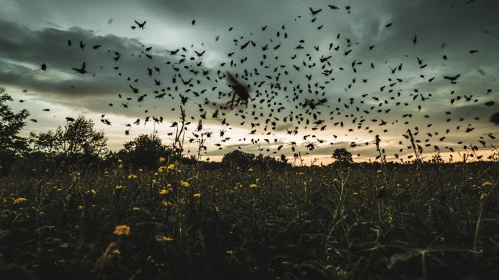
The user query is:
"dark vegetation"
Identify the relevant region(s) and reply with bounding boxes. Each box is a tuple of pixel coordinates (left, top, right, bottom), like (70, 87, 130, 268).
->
(1, 91, 499, 279)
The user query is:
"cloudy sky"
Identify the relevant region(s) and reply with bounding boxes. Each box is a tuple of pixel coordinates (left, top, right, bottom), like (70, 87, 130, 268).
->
(1, 0, 498, 164)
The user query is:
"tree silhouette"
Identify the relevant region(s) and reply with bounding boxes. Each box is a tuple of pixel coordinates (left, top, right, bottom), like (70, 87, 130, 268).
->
(119, 134, 174, 169)
(0, 88, 30, 175)
(253, 153, 291, 170)
(222, 150, 255, 169)
(332, 148, 353, 165)
(491, 112, 499, 125)
(30, 115, 108, 165)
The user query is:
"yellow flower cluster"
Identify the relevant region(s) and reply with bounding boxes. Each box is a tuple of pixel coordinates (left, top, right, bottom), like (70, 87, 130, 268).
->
(159, 188, 171, 195)
(158, 164, 175, 173)
(113, 225, 131, 236)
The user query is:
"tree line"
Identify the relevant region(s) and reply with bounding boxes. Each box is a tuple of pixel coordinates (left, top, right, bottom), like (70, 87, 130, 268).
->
(1, 89, 319, 175)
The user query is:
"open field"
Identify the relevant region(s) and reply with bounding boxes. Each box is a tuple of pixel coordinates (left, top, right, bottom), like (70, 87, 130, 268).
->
(1, 0, 499, 279)
(1, 160, 499, 280)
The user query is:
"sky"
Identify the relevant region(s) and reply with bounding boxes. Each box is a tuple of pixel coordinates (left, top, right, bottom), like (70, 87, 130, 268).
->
(1, 0, 498, 164)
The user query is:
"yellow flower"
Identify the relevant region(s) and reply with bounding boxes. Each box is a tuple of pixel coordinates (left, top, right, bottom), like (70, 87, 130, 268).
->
(353, 192, 359, 196)
(113, 225, 131, 236)
(194, 193, 201, 198)
(333, 178, 339, 183)
(396, 184, 401, 187)
(78, 205, 84, 210)
(482, 181, 493, 187)
(162, 236, 174, 241)
(139, 168, 143, 173)
(90, 189, 97, 195)
(112, 249, 121, 255)
(116, 185, 126, 190)
(181, 181, 190, 187)
(128, 174, 137, 179)
(159, 157, 166, 162)
(167, 163, 175, 170)
(13, 198, 27, 204)
(158, 166, 167, 173)
(249, 184, 258, 188)
(132, 207, 140, 211)
(248, 168, 253, 172)
(159, 189, 168, 195)
(377, 170, 382, 173)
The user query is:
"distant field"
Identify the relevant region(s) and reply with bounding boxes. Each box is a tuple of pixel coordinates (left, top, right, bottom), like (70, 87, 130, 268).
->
(1, 160, 498, 279)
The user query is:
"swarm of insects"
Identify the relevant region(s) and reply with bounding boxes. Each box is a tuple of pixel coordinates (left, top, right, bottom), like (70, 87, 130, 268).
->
(225, 71, 251, 108)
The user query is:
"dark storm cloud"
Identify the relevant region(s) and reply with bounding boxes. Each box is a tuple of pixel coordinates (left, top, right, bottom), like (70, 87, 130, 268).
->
(0, 20, 145, 98)
(0, 20, 234, 121)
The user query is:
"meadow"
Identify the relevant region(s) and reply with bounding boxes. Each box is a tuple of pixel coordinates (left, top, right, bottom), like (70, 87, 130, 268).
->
(1, 156, 499, 280)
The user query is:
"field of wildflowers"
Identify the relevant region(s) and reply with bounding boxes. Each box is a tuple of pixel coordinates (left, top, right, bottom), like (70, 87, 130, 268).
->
(1, 158, 499, 279)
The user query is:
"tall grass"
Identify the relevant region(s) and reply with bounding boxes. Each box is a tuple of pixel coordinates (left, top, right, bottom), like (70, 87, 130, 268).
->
(1, 151, 499, 279)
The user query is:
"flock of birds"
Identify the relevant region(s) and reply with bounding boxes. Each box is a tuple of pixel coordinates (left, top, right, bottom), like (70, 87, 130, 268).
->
(24, 1, 499, 162)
